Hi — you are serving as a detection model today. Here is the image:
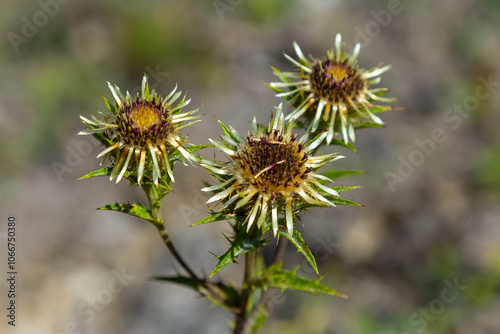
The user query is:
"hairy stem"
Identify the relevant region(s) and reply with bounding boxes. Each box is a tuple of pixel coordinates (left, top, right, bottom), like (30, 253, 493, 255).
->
(234, 248, 257, 334)
(272, 237, 288, 266)
(143, 183, 234, 312)
(145, 184, 200, 281)
(155, 222, 200, 280)
(243, 238, 288, 332)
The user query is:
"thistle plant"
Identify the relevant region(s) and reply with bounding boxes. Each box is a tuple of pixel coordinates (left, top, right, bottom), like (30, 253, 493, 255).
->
(78, 34, 395, 334)
(201, 104, 344, 237)
(268, 33, 396, 145)
(79, 76, 200, 185)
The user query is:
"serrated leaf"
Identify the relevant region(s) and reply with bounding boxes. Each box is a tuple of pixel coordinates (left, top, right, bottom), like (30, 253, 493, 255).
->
(190, 212, 234, 227)
(79, 165, 140, 185)
(331, 186, 360, 193)
(155, 275, 200, 289)
(354, 122, 385, 130)
(186, 144, 212, 153)
(217, 118, 235, 139)
(328, 138, 357, 152)
(299, 196, 362, 209)
(253, 264, 347, 298)
(322, 169, 365, 180)
(98, 203, 154, 222)
(264, 82, 284, 95)
(78, 167, 112, 180)
(155, 276, 240, 311)
(210, 233, 265, 278)
(270, 65, 293, 83)
(101, 94, 117, 114)
(91, 131, 113, 147)
(249, 304, 268, 334)
(372, 89, 394, 99)
(328, 197, 363, 207)
(79, 164, 141, 186)
(367, 105, 393, 114)
(277, 226, 318, 275)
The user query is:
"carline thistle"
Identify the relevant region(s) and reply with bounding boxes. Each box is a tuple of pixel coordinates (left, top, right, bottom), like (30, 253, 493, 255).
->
(269, 33, 396, 144)
(201, 104, 344, 236)
(79, 75, 200, 185)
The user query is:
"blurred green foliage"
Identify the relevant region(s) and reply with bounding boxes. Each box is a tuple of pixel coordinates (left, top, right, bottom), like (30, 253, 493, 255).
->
(477, 148, 500, 196)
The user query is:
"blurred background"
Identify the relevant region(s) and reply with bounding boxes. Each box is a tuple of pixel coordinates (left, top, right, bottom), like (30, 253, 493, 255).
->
(1, 0, 500, 333)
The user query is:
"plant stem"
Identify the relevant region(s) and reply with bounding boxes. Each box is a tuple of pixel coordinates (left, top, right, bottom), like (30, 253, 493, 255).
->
(243, 238, 288, 333)
(143, 183, 232, 310)
(272, 237, 288, 265)
(155, 222, 200, 280)
(234, 248, 257, 334)
(145, 184, 200, 282)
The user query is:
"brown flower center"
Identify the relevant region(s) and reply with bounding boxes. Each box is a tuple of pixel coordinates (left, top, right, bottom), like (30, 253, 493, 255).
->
(116, 99, 175, 147)
(235, 131, 312, 196)
(309, 59, 365, 104)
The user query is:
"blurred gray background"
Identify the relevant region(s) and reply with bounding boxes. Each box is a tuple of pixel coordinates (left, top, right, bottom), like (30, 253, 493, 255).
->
(1, 0, 500, 333)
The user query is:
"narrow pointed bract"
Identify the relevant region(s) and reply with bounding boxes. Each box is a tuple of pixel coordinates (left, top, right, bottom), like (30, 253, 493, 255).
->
(201, 104, 343, 236)
(79, 75, 200, 185)
(269, 33, 395, 144)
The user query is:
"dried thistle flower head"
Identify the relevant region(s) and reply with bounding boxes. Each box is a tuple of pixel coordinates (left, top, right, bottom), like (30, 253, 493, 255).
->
(269, 33, 395, 144)
(79, 75, 200, 185)
(201, 104, 343, 236)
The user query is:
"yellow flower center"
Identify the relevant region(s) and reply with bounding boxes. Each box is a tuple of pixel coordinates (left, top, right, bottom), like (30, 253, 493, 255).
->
(116, 99, 174, 147)
(327, 65, 349, 81)
(310, 59, 365, 104)
(236, 132, 311, 197)
(129, 105, 161, 131)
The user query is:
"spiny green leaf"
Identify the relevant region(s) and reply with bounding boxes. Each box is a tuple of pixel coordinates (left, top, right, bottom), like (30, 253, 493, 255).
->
(332, 186, 361, 193)
(249, 304, 269, 334)
(328, 138, 357, 152)
(186, 144, 212, 153)
(78, 167, 112, 180)
(101, 94, 117, 114)
(354, 122, 385, 130)
(277, 226, 318, 275)
(217, 118, 235, 139)
(190, 212, 235, 227)
(300, 196, 362, 209)
(210, 233, 265, 278)
(297, 193, 364, 210)
(81, 116, 113, 147)
(98, 203, 154, 222)
(154, 276, 240, 311)
(241, 286, 268, 333)
(252, 264, 347, 298)
(78, 165, 135, 182)
(154, 275, 200, 290)
(371, 89, 395, 100)
(329, 197, 363, 207)
(369, 104, 398, 114)
(270, 65, 293, 83)
(322, 169, 365, 180)
(91, 131, 113, 147)
(264, 82, 284, 95)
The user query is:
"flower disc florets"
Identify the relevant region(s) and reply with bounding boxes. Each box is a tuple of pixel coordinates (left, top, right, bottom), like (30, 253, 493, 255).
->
(269, 33, 395, 144)
(309, 59, 365, 105)
(79, 75, 200, 185)
(236, 131, 311, 197)
(201, 104, 343, 236)
(116, 99, 175, 147)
